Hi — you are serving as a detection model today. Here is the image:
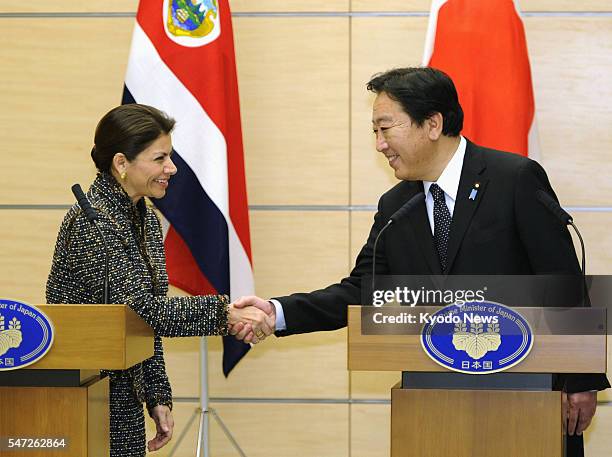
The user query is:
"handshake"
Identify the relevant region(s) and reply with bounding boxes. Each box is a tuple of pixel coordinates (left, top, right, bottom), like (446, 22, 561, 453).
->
(228, 296, 276, 344)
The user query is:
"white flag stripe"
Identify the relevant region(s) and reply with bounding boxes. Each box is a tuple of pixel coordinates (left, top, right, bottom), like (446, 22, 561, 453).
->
(527, 117, 541, 162)
(513, 0, 524, 16)
(229, 227, 255, 300)
(159, 212, 171, 239)
(422, 0, 448, 65)
(125, 23, 230, 218)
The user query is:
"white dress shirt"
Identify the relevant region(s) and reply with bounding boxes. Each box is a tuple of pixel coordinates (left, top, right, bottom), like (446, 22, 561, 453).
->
(272, 136, 467, 331)
(422, 136, 466, 234)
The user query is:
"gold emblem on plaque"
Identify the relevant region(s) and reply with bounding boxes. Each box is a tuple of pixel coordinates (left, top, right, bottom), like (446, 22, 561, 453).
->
(0, 313, 22, 356)
(452, 321, 501, 360)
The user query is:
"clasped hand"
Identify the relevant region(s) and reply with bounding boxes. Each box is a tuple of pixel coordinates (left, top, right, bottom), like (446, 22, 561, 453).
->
(228, 296, 276, 344)
(563, 391, 597, 436)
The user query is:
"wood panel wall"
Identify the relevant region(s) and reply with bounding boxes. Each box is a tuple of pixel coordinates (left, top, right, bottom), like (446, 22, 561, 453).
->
(0, 1, 610, 456)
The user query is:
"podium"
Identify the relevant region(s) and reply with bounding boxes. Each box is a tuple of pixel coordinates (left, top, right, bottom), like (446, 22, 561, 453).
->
(0, 305, 154, 457)
(347, 306, 607, 457)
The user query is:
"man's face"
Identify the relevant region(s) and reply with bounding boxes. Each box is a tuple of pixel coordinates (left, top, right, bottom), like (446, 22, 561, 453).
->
(372, 92, 433, 181)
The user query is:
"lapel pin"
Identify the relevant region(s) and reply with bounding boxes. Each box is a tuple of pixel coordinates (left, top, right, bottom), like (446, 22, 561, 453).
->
(469, 182, 480, 201)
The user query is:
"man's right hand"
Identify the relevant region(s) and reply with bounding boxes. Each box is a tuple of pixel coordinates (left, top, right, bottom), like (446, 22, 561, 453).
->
(229, 295, 276, 343)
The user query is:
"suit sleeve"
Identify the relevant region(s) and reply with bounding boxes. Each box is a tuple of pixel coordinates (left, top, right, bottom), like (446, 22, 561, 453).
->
(143, 336, 173, 414)
(515, 159, 610, 392)
(62, 214, 229, 338)
(275, 198, 391, 336)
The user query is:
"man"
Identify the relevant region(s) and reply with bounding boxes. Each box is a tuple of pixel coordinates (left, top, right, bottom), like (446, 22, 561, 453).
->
(232, 67, 609, 454)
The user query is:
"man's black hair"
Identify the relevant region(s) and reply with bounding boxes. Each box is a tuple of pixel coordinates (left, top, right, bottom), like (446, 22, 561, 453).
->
(367, 67, 463, 136)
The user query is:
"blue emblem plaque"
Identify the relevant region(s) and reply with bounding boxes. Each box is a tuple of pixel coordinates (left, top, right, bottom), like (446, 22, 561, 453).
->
(420, 301, 533, 374)
(0, 299, 54, 371)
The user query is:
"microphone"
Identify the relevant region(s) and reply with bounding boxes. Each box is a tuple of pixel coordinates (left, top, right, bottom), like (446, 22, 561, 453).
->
(71, 184, 98, 222)
(371, 192, 425, 306)
(71, 184, 110, 304)
(536, 189, 589, 306)
(389, 193, 426, 223)
(536, 189, 572, 224)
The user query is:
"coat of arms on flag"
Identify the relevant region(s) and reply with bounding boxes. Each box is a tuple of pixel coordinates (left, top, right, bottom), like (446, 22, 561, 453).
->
(164, 0, 221, 46)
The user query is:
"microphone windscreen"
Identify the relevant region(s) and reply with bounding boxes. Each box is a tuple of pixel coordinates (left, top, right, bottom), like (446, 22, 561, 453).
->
(390, 192, 425, 223)
(71, 184, 98, 222)
(536, 189, 572, 224)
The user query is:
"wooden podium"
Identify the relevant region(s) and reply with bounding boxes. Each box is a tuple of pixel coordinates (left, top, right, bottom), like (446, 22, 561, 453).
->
(347, 306, 607, 457)
(0, 305, 154, 457)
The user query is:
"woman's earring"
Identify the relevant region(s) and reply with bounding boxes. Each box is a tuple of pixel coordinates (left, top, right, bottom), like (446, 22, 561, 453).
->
(120, 171, 127, 180)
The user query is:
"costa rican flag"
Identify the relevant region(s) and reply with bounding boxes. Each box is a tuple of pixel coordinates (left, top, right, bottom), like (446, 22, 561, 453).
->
(423, 0, 540, 158)
(122, 0, 253, 375)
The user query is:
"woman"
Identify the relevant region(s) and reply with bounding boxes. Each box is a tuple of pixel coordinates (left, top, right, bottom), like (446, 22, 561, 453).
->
(46, 104, 271, 456)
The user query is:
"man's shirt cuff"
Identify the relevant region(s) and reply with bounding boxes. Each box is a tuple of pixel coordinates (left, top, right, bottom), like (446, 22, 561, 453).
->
(269, 299, 287, 331)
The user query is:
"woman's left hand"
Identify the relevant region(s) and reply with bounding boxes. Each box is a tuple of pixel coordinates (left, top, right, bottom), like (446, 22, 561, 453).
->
(148, 405, 174, 451)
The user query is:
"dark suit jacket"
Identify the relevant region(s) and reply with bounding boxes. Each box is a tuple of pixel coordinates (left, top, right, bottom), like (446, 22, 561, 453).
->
(275, 139, 609, 393)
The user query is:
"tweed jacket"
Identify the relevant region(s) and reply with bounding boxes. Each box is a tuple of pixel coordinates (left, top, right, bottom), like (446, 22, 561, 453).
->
(46, 172, 229, 456)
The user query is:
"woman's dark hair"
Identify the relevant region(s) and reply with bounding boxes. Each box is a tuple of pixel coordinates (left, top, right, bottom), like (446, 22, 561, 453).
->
(91, 104, 176, 172)
(367, 67, 463, 136)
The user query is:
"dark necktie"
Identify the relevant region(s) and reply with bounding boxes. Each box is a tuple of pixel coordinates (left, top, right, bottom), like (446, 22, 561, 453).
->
(430, 183, 451, 271)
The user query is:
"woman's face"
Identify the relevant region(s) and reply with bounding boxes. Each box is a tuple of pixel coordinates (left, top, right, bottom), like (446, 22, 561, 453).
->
(119, 133, 177, 203)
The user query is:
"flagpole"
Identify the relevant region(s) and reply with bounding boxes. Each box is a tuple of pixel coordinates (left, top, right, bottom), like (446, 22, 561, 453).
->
(168, 337, 248, 457)
(195, 337, 248, 457)
(197, 336, 211, 457)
